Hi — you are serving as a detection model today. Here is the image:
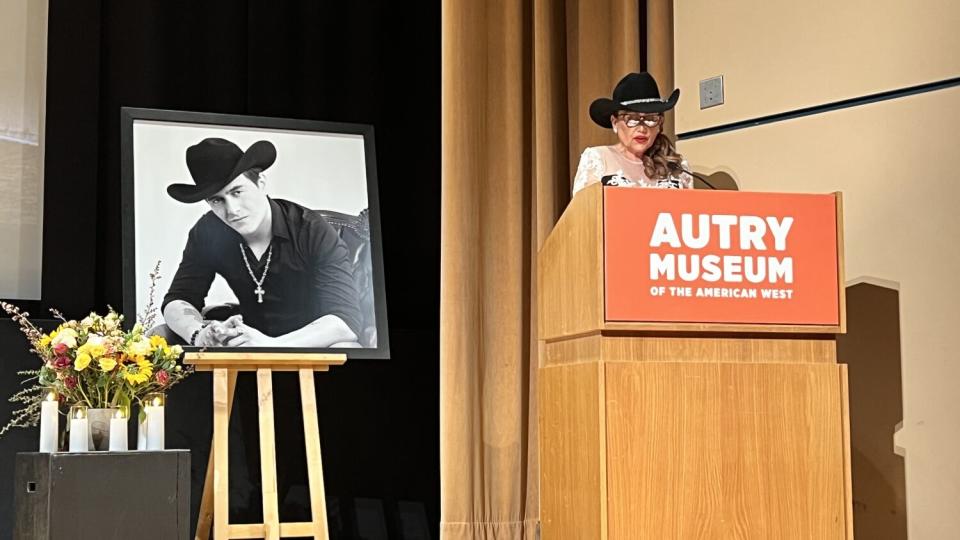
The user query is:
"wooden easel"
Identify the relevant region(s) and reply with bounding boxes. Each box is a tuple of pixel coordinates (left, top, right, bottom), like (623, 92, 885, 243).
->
(185, 352, 347, 540)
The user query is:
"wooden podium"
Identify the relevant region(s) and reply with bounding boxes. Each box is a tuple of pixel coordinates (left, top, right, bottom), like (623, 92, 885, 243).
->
(537, 184, 853, 539)
(186, 352, 346, 540)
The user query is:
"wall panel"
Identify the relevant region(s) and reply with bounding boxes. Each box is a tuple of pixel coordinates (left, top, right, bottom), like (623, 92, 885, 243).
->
(673, 0, 960, 133)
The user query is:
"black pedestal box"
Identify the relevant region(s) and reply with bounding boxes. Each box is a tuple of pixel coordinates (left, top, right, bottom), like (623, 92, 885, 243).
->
(13, 451, 190, 540)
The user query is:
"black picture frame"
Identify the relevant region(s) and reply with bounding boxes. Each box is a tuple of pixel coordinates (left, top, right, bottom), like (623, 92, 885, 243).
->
(120, 107, 390, 359)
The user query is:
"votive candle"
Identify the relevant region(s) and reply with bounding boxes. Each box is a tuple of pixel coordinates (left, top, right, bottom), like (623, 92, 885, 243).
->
(145, 393, 165, 451)
(38, 391, 58, 453)
(68, 405, 89, 453)
(137, 412, 147, 450)
(109, 406, 129, 451)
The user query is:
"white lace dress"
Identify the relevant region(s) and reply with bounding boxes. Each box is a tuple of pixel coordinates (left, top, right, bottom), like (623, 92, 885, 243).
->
(572, 145, 693, 195)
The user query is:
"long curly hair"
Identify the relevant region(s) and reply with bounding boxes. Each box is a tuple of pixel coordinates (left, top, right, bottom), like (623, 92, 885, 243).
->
(642, 133, 686, 179)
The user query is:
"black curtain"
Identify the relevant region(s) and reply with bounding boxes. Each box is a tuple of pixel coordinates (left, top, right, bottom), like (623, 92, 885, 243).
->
(3, 0, 440, 538)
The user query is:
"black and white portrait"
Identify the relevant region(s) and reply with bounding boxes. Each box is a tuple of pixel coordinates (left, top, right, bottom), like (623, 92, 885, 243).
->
(121, 108, 389, 359)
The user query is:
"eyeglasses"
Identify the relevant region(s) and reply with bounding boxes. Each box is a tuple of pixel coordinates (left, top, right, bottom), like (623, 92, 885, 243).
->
(617, 113, 663, 128)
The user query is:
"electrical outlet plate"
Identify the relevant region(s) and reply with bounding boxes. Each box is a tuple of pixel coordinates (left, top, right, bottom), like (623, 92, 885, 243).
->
(699, 75, 724, 109)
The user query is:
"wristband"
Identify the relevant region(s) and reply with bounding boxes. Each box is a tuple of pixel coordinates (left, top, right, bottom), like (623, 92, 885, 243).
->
(189, 324, 207, 346)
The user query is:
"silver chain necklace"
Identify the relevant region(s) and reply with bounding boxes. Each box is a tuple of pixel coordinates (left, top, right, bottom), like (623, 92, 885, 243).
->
(239, 243, 273, 303)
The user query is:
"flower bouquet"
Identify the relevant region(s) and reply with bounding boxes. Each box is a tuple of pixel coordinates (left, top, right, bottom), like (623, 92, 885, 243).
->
(1, 264, 192, 449)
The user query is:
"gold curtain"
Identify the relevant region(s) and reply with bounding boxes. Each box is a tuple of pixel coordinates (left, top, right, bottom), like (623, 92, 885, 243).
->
(439, 0, 640, 538)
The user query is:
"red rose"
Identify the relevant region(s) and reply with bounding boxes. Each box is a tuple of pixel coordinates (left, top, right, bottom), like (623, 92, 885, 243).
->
(64, 376, 77, 389)
(155, 370, 170, 386)
(53, 356, 72, 369)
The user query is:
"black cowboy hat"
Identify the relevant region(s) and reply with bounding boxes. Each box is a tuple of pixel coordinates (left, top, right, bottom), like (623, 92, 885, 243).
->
(166, 138, 277, 203)
(589, 72, 680, 128)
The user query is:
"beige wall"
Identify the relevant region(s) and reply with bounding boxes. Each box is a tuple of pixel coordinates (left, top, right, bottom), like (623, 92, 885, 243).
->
(674, 2, 960, 537)
(673, 0, 960, 134)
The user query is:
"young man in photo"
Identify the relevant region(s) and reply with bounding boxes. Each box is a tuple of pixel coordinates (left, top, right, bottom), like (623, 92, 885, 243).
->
(160, 137, 362, 348)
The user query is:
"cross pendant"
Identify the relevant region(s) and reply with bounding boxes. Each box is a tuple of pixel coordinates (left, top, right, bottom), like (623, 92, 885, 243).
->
(255, 286, 265, 303)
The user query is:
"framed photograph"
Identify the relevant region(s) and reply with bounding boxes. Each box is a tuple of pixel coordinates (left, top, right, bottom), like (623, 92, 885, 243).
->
(120, 108, 389, 359)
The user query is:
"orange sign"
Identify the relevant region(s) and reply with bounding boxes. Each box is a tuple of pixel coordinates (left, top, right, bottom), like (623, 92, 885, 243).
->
(604, 188, 840, 325)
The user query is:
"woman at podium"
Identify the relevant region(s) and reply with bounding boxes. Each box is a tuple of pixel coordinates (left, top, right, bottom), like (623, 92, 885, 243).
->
(573, 72, 693, 195)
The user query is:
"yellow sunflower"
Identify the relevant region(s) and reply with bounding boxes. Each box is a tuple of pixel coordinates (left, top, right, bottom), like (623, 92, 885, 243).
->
(122, 358, 154, 385)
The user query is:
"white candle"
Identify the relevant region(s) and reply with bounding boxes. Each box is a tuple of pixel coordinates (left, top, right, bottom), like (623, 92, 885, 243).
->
(69, 415, 88, 452)
(137, 413, 147, 450)
(109, 410, 128, 451)
(145, 396, 165, 450)
(38, 393, 58, 452)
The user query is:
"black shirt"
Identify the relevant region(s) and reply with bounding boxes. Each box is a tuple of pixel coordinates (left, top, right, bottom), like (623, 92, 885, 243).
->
(162, 198, 362, 338)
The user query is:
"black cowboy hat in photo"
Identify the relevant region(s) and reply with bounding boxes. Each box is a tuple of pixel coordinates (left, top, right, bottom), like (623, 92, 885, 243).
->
(166, 138, 277, 203)
(589, 72, 680, 128)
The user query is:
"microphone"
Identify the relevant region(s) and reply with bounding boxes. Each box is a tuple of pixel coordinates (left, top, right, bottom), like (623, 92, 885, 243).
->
(682, 168, 719, 190)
